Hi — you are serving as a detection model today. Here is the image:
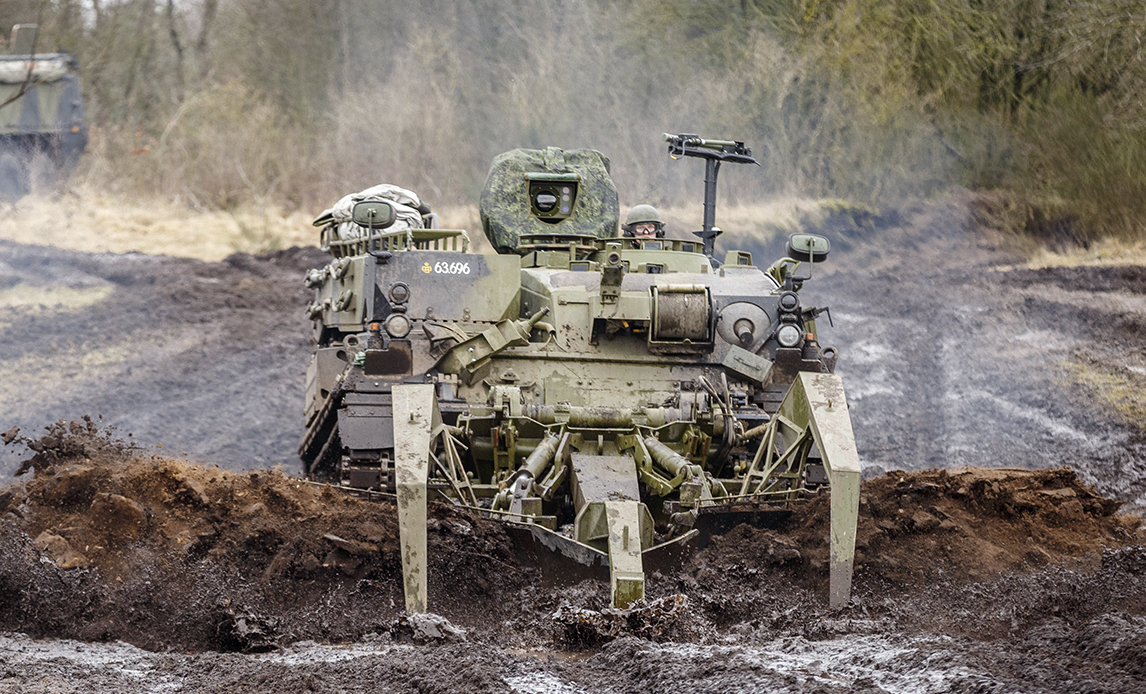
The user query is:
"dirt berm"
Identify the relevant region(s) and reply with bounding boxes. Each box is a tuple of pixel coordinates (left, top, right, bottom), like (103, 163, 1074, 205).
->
(1, 422, 1141, 654)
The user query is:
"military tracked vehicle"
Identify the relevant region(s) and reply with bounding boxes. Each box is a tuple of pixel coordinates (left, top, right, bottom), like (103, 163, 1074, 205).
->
(0, 24, 87, 202)
(301, 135, 860, 613)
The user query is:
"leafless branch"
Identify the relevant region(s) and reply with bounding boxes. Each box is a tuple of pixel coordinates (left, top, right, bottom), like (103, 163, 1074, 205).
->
(0, 2, 46, 111)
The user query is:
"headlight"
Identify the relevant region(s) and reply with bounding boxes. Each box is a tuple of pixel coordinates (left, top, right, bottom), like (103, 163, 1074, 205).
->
(385, 313, 412, 338)
(776, 324, 802, 348)
(388, 282, 410, 305)
(778, 291, 799, 313)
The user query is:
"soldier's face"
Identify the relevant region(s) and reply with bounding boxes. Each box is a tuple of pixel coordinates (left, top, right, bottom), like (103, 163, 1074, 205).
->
(633, 223, 658, 238)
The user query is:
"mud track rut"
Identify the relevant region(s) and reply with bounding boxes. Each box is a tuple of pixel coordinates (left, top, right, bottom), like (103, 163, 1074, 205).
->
(1, 196, 1145, 693)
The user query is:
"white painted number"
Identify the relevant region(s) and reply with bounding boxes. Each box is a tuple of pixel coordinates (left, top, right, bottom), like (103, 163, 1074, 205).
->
(433, 261, 471, 275)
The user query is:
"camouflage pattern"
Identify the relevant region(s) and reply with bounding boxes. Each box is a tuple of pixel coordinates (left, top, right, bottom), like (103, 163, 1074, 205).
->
(480, 146, 619, 253)
(0, 25, 87, 201)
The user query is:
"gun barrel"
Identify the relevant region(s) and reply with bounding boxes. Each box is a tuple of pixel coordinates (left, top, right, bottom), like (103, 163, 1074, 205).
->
(662, 133, 759, 258)
(663, 133, 738, 151)
(693, 138, 738, 150)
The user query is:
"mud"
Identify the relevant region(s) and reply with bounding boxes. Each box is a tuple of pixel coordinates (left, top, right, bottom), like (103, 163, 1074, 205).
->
(1, 424, 1144, 691)
(0, 241, 327, 475)
(0, 424, 530, 653)
(800, 196, 1146, 516)
(1, 193, 1146, 691)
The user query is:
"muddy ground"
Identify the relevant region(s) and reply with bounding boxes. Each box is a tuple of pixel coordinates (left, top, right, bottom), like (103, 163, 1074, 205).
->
(1, 193, 1145, 692)
(1, 423, 1144, 692)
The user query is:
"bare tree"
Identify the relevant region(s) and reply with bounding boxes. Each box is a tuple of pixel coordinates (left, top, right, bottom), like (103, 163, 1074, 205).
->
(195, 0, 217, 79)
(166, 0, 185, 104)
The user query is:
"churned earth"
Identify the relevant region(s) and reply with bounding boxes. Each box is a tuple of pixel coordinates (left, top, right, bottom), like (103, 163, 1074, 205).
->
(0, 192, 1144, 692)
(806, 197, 1146, 517)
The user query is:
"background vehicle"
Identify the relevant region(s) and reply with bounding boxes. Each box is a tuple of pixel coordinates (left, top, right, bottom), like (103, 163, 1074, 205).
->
(0, 24, 87, 202)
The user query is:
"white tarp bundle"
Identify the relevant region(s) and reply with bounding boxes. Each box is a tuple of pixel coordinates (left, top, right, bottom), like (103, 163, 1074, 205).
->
(0, 58, 68, 85)
(314, 184, 425, 241)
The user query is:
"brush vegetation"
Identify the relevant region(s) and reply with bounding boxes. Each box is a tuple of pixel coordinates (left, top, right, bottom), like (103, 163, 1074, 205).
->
(4, 0, 1146, 245)
(1063, 355, 1146, 433)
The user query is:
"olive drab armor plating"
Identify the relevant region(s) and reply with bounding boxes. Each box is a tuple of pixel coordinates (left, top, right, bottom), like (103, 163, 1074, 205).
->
(0, 24, 87, 202)
(301, 135, 861, 614)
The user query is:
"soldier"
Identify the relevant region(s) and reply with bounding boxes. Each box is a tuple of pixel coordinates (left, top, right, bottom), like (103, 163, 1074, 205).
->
(621, 204, 664, 246)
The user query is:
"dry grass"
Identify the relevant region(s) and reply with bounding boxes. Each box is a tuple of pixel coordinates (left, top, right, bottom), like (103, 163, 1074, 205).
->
(1061, 356, 1146, 432)
(22, 186, 1132, 270)
(27, 189, 1126, 272)
(1, 191, 860, 262)
(1024, 238, 1146, 270)
(0, 283, 113, 310)
(0, 187, 489, 262)
(650, 198, 878, 252)
(0, 186, 318, 262)
(0, 283, 114, 331)
(658, 199, 815, 240)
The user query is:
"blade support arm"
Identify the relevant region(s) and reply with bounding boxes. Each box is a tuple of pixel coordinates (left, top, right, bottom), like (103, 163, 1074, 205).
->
(778, 372, 861, 609)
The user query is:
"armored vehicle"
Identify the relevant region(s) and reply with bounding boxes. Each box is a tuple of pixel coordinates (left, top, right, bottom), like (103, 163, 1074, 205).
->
(0, 24, 87, 201)
(301, 135, 860, 613)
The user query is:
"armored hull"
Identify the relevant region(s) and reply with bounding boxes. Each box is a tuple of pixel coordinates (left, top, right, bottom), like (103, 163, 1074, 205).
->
(0, 25, 87, 201)
(301, 139, 860, 611)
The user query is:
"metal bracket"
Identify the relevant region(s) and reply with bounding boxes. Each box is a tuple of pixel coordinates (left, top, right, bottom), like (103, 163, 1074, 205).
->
(392, 384, 441, 614)
(778, 373, 861, 609)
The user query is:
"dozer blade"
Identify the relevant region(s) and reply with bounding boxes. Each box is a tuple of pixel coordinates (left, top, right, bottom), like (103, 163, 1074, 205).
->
(568, 451, 653, 608)
(690, 506, 791, 545)
(779, 372, 861, 609)
(505, 523, 610, 587)
(505, 523, 700, 598)
(392, 384, 441, 614)
(640, 528, 700, 576)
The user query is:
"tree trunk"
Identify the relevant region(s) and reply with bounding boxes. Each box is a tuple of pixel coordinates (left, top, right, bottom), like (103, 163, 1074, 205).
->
(166, 0, 185, 105)
(195, 0, 218, 80)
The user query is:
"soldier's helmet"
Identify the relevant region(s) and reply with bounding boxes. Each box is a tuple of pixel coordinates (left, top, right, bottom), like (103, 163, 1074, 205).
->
(622, 204, 664, 237)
